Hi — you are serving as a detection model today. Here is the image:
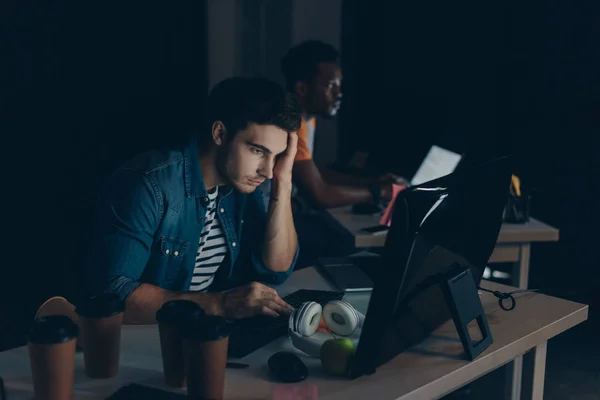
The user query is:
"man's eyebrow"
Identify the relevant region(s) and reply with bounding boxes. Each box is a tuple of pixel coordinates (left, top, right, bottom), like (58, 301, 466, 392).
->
(245, 141, 272, 154)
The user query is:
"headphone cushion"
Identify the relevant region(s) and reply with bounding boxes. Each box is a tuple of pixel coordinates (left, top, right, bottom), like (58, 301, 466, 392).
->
(323, 300, 361, 336)
(289, 301, 322, 336)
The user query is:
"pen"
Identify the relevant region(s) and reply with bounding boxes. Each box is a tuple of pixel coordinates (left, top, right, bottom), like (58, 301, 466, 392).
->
(511, 175, 521, 197)
(226, 362, 250, 369)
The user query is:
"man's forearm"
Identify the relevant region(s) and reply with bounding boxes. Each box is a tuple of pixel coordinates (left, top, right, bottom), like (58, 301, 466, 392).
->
(262, 181, 297, 272)
(319, 166, 373, 186)
(315, 184, 374, 208)
(123, 283, 223, 324)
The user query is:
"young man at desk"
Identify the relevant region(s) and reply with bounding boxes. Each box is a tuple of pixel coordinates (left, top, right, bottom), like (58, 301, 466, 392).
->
(85, 77, 300, 324)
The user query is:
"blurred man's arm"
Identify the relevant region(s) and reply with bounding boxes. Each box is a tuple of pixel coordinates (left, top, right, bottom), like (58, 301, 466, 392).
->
(318, 166, 373, 186)
(318, 166, 409, 187)
(293, 159, 378, 208)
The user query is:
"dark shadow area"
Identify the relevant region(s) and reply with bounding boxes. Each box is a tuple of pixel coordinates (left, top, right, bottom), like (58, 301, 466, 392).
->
(1, 1, 207, 349)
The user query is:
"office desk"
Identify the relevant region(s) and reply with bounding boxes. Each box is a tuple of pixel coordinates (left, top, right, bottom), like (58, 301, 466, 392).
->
(326, 206, 560, 289)
(0, 268, 587, 400)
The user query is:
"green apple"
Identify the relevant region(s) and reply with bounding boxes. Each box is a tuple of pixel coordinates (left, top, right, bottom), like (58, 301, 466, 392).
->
(320, 338, 356, 376)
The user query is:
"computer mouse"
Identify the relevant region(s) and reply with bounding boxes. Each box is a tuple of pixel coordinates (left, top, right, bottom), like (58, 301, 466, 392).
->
(268, 351, 308, 383)
(351, 202, 382, 215)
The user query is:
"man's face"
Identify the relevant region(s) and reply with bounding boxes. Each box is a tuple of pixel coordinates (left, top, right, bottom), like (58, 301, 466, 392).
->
(306, 62, 343, 118)
(217, 123, 288, 194)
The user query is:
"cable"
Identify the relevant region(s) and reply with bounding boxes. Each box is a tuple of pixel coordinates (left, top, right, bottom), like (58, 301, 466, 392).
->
(477, 287, 539, 311)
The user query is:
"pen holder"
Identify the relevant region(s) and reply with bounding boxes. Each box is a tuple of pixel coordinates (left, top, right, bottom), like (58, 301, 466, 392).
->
(503, 193, 531, 224)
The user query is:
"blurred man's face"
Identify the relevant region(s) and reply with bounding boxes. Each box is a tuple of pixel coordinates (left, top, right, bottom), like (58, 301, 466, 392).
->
(306, 62, 343, 118)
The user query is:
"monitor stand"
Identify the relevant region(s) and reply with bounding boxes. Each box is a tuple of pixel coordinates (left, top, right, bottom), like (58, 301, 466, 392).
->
(441, 263, 493, 360)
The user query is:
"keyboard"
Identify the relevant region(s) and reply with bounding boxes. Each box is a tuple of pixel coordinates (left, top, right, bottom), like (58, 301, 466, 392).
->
(228, 289, 344, 358)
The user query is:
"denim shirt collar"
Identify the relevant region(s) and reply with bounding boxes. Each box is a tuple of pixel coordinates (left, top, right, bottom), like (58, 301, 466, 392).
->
(183, 137, 233, 199)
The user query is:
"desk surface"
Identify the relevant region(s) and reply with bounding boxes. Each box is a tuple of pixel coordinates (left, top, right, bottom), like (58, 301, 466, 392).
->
(0, 268, 586, 400)
(326, 206, 560, 248)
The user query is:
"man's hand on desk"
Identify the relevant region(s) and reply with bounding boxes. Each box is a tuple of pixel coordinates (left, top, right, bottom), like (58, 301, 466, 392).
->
(215, 282, 294, 319)
(377, 173, 409, 202)
(122, 282, 293, 324)
(377, 173, 409, 187)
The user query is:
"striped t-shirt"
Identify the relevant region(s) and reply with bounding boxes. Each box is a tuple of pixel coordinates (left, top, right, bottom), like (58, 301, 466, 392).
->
(189, 188, 227, 291)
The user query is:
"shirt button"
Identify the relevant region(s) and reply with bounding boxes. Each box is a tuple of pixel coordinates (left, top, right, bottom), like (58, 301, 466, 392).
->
(220, 208, 225, 213)
(173, 251, 179, 256)
(232, 242, 237, 247)
(165, 249, 170, 255)
(241, 219, 244, 224)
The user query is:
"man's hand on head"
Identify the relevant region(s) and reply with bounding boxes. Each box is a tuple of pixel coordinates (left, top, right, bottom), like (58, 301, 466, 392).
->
(261, 132, 299, 272)
(215, 282, 294, 319)
(271, 132, 298, 191)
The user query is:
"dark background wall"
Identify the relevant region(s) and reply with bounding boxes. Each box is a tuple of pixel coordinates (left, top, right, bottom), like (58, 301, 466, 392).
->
(340, 0, 600, 295)
(340, 0, 505, 173)
(1, 1, 207, 348)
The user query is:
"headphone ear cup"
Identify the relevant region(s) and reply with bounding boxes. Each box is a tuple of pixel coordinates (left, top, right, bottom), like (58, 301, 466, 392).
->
(290, 330, 324, 358)
(323, 300, 365, 336)
(289, 301, 322, 336)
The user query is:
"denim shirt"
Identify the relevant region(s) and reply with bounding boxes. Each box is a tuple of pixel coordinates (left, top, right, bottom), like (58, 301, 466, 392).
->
(86, 138, 298, 302)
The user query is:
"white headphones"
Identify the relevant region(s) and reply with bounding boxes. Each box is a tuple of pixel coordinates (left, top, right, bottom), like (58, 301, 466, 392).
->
(288, 300, 365, 357)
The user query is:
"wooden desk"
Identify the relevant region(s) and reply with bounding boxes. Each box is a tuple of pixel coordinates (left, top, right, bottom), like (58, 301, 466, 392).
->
(0, 268, 587, 400)
(325, 206, 560, 289)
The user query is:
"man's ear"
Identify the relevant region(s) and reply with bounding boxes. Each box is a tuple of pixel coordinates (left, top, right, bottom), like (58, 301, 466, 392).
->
(295, 81, 308, 98)
(211, 121, 227, 145)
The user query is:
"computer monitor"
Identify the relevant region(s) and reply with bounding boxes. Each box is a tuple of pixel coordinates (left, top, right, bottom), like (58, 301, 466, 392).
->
(348, 155, 512, 379)
(410, 145, 463, 186)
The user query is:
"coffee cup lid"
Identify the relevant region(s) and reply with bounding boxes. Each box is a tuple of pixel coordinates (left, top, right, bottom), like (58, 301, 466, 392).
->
(155, 300, 203, 326)
(181, 313, 233, 342)
(28, 315, 79, 345)
(75, 293, 125, 318)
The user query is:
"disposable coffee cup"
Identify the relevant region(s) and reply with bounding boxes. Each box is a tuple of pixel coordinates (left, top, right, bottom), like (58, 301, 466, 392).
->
(75, 293, 125, 378)
(28, 315, 79, 400)
(156, 300, 204, 388)
(182, 310, 233, 400)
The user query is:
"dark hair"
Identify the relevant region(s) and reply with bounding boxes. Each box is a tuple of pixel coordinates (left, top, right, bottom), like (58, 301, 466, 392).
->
(281, 40, 339, 91)
(202, 77, 302, 144)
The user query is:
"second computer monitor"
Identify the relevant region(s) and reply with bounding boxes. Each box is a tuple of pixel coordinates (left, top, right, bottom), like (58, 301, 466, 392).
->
(349, 155, 512, 379)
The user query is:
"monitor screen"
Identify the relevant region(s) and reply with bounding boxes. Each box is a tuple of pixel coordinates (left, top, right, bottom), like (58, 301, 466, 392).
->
(410, 145, 462, 186)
